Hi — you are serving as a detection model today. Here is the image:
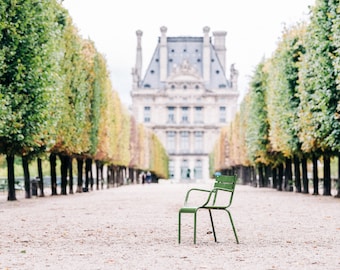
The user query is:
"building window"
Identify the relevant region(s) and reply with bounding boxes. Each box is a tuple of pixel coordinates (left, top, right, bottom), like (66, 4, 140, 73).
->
(219, 106, 226, 123)
(169, 160, 174, 179)
(180, 131, 189, 153)
(194, 159, 203, 179)
(181, 107, 189, 123)
(167, 107, 176, 123)
(194, 107, 203, 124)
(194, 131, 203, 153)
(166, 131, 176, 154)
(181, 159, 190, 179)
(144, 106, 151, 122)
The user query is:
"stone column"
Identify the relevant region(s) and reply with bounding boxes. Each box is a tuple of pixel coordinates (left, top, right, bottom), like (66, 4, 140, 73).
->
(132, 30, 143, 89)
(160, 26, 168, 82)
(203, 26, 211, 84)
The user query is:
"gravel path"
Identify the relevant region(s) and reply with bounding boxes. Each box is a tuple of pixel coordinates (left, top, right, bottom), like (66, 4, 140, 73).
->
(0, 181, 339, 270)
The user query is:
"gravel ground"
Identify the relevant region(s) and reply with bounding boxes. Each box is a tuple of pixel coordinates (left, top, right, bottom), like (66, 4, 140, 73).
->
(0, 181, 339, 270)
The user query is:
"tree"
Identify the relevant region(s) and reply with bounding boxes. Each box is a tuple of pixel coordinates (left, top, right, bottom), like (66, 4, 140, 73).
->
(297, 0, 340, 196)
(246, 60, 271, 166)
(266, 23, 307, 192)
(0, 0, 64, 200)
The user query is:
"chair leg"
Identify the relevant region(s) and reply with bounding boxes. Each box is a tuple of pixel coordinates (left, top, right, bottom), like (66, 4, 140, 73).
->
(194, 212, 197, 244)
(226, 209, 239, 244)
(178, 212, 181, 244)
(208, 209, 217, 242)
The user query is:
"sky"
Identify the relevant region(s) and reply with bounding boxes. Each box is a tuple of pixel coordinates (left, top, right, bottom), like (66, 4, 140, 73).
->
(62, 0, 316, 107)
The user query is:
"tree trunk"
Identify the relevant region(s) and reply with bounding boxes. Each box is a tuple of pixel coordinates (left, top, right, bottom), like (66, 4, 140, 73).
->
(251, 166, 256, 186)
(301, 156, 309, 194)
(129, 167, 133, 184)
(285, 158, 293, 191)
(312, 154, 319, 195)
(89, 159, 94, 190)
(59, 154, 69, 195)
(118, 166, 124, 186)
(323, 155, 331, 196)
(272, 167, 277, 189)
(6, 154, 16, 201)
(76, 158, 83, 193)
(114, 166, 119, 186)
(336, 154, 340, 198)
(85, 158, 92, 191)
(278, 163, 283, 191)
(100, 163, 104, 189)
(106, 165, 111, 189)
(293, 156, 301, 193)
(69, 157, 73, 194)
(264, 165, 271, 187)
(22, 156, 31, 199)
(95, 160, 99, 190)
(37, 157, 44, 197)
(258, 165, 264, 187)
(95, 160, 103, 190)
(50, 153, 57, 195)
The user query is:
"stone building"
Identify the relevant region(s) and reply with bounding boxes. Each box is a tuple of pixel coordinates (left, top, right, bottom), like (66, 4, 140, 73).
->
(131, 26, 239, 181)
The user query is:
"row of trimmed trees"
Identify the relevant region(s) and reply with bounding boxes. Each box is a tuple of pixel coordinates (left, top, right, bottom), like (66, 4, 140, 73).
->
(0, 0, 168, 201)
(211, 0, 340, 197)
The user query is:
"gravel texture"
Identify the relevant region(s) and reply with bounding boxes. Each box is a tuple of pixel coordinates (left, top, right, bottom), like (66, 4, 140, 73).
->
(0, 181, 339, 270)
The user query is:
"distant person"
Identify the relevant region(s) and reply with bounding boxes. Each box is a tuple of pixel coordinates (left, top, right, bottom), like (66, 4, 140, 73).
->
(186, 169, 191, 179)
(146, 171, 151, 184)
(214, 171, 221, 177)
(141, 172, 146, 184)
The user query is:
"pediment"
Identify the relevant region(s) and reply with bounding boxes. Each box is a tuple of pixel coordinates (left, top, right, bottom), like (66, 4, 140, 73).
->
(167, 59, 202, 82)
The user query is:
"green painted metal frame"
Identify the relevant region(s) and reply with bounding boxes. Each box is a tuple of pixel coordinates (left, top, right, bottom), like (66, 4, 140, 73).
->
(178, 175, 239, 244)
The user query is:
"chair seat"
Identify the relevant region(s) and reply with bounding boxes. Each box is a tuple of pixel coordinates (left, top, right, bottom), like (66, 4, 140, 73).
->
(179, 206, 200, 213)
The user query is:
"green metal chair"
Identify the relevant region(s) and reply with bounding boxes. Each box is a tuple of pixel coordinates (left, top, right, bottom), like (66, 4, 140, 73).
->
(178, 175, 239, 244)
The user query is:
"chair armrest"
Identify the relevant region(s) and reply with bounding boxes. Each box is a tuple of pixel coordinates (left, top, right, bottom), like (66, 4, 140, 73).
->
(209, 187, 233, 208)
(184, 188, 216, 206)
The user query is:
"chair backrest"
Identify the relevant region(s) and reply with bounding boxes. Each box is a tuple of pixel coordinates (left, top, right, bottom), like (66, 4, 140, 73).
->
(214, 175, 237, 191)
(211, 175, 237, 207)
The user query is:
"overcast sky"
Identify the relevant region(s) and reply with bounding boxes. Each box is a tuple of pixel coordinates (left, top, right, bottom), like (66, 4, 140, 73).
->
(62, 0, 315, 106)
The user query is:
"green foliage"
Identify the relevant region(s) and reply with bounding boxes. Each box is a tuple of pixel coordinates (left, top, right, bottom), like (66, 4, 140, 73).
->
(0, 0, 64, 158)
(89, 51, 106, 155)
(297, 0, 340, 153)
(0, 0, 173, 181)
(52, 16, 91, 155)
(266, 23, 306, 157)
(212, 0, 340, 172)
(245, 60, 271, 165)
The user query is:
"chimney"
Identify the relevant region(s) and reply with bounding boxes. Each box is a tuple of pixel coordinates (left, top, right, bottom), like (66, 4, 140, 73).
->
(213, 31, 227, 73)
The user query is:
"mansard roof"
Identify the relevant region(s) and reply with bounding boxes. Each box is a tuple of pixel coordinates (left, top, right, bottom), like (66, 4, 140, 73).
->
(140, 36, 231, 90)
